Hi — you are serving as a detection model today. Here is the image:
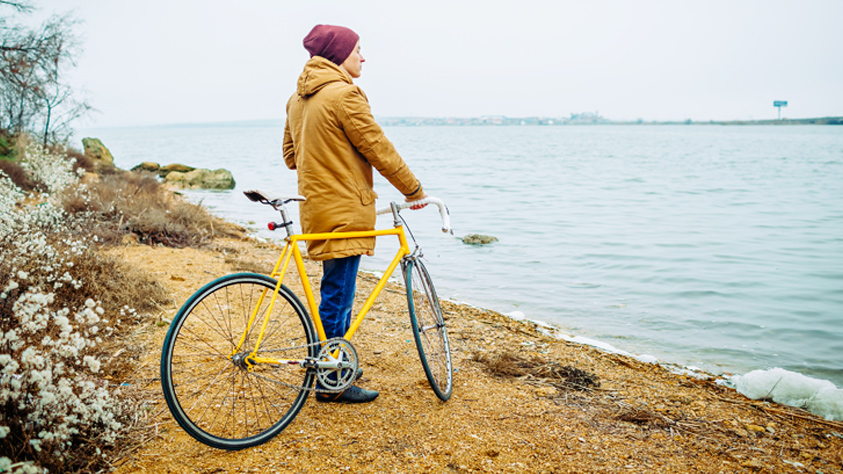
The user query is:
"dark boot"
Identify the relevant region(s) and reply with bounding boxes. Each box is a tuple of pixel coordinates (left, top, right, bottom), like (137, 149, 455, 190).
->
(316, 385, 379, 404)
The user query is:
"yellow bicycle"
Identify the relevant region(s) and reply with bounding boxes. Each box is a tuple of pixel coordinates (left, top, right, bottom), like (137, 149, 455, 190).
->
(160, 190, 453, 450)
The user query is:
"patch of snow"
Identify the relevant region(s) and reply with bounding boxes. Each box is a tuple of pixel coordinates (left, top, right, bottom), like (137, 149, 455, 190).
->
(732, 368, 843, 421)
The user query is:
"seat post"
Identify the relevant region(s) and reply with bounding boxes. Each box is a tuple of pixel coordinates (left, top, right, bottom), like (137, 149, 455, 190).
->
(274, 202, 295, 239)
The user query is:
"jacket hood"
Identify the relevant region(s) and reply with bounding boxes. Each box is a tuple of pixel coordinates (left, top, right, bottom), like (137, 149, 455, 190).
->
(296, 57, 353, 97)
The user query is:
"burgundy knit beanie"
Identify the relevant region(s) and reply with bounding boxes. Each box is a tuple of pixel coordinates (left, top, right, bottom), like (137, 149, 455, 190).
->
(303, 24, 359, 66)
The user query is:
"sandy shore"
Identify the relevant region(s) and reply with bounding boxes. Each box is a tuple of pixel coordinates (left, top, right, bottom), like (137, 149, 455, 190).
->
(104, 236, 842, 473)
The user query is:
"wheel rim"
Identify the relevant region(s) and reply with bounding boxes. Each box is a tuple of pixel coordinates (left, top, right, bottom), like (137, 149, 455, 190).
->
(164, 276, 314, 446)
(409, 260, 453, 399)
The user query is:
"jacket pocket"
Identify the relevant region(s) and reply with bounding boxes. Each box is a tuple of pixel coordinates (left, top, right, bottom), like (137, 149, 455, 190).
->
(359, 189, 378, 206)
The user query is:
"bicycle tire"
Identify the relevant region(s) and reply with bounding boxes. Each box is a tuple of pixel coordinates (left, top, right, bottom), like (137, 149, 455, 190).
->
(404, 257, 453, 401)
(160, 273, 317, 450)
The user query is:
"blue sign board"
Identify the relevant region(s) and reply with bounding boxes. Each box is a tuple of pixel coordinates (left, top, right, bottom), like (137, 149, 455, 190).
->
(774, 101, 788, 107)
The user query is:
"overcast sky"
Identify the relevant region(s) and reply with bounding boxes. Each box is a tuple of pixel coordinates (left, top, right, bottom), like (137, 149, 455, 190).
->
(27, 0, 843, 127)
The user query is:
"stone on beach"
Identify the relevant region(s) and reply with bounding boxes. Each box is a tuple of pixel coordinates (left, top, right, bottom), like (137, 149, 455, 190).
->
(129, 160, 236, 190)
(131, 161, 161, 173)
(162, 168, 236, 190)
(158, 163, 195, 175)
(462, 233, 498, 245)
(82, 137, 115, 168)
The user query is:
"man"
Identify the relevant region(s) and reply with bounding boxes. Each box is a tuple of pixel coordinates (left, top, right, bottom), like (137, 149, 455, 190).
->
(283, 24, 427, 403)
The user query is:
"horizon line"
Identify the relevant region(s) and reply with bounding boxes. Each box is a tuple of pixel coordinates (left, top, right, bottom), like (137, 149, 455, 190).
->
(78, 114, 843, 130)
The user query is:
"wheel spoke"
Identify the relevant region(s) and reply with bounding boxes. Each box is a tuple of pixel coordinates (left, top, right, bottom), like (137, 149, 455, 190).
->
(405, 258, 453, 401)
(161, 274, 316, 449)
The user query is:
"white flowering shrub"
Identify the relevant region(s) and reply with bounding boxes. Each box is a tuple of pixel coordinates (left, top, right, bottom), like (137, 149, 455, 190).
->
(0, 146, 166, 473)
(0, 172, 25, 240)
(17, 142, 79, 194)
(0, 174, 120, 472)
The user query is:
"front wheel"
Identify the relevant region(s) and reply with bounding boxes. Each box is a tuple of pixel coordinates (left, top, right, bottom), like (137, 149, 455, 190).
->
(160, 273, 317, 450)
(404, 257, 453, 401)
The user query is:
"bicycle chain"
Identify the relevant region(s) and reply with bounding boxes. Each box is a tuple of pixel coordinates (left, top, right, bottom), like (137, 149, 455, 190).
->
(247, 337, 357, 394)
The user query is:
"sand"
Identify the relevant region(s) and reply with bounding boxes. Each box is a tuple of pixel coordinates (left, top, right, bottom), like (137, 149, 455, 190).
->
(103, 236, 843, 473)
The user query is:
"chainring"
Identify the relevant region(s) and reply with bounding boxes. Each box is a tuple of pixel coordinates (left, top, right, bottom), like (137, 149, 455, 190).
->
(315, 338, 359, 392)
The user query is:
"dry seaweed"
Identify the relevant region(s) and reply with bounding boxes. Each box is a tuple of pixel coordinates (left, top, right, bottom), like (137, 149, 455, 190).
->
(473, 350, 600, 391)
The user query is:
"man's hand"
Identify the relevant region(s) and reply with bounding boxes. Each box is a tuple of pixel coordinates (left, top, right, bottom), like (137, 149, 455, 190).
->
(406, 193, 429, 210)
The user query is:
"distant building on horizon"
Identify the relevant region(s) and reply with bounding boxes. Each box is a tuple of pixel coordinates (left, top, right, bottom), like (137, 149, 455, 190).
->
(378, 113, 607, 126)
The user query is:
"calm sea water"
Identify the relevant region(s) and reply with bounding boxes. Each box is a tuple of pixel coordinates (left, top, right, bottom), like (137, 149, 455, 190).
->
(77, 123, 843, 386)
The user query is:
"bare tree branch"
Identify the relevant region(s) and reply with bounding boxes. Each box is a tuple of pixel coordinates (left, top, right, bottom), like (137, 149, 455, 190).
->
(0, 3, 91, 144)
(0, 1, 34, 14)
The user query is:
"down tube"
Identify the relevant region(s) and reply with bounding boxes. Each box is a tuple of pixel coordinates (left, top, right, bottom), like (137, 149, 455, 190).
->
(345, 231, 409, 339)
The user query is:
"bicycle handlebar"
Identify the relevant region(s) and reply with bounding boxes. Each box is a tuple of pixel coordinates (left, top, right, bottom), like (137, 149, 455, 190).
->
(376, 197, 452, 234)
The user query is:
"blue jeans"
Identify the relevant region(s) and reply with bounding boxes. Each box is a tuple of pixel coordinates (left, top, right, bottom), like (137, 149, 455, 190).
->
(319, 255, 361, 340)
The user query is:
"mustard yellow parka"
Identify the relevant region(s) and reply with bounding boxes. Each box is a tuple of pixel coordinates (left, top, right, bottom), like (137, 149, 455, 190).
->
(283, 57, 424, 260)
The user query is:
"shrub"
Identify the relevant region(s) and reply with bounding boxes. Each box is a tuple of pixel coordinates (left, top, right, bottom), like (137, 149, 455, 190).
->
(17, 141, 81, 194)
(0, 135, 47, 193)
(0, 139, 10, 159)
(0, 160, 46, 193)
(0, 146, 169, 473)
(55, 146, 94, 175)
(58, 167, 240, 247)
(0, 130, 14, 159)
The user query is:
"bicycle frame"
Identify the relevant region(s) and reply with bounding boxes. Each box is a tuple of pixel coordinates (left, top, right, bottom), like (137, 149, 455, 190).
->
(235, 225, 411, 368)
(161, 193, 452, 449)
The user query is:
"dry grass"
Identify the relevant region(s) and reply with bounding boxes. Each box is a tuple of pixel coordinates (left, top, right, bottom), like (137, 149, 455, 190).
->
(59, 169, 243, 247)
(63, 146, 96, 174)
(213, 241, 276, 274)
(473, 350, 600, 391)
(53, 240, 170, 318)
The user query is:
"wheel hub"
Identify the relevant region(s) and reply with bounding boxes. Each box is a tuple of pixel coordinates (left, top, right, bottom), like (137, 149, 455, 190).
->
(231, 352, 252, 370)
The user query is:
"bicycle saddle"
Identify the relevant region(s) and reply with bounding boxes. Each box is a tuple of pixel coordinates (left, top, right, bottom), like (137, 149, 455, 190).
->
(244, 189, 306, 205)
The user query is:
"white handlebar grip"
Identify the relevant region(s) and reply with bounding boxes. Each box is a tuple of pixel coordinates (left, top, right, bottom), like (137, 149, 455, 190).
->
(376, 197, 452, 234)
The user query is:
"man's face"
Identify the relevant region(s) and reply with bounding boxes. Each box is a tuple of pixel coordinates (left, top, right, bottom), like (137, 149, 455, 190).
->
(341, 41, 365, 79)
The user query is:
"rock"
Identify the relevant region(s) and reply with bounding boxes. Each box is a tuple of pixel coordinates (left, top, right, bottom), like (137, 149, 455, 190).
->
(462, 234, 498, 245)
(154, 163, 234, 189)
(81, 137, 115, 167)
(131, 162, 160, 173)
(159, 163, 195, 175)
(79, 171, 101, 186)
(163, 168, 236, 190)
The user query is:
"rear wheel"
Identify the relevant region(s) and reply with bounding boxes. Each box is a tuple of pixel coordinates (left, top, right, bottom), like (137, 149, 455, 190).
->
(160, 273, 316, 450)
(404, 257, 453, 401)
